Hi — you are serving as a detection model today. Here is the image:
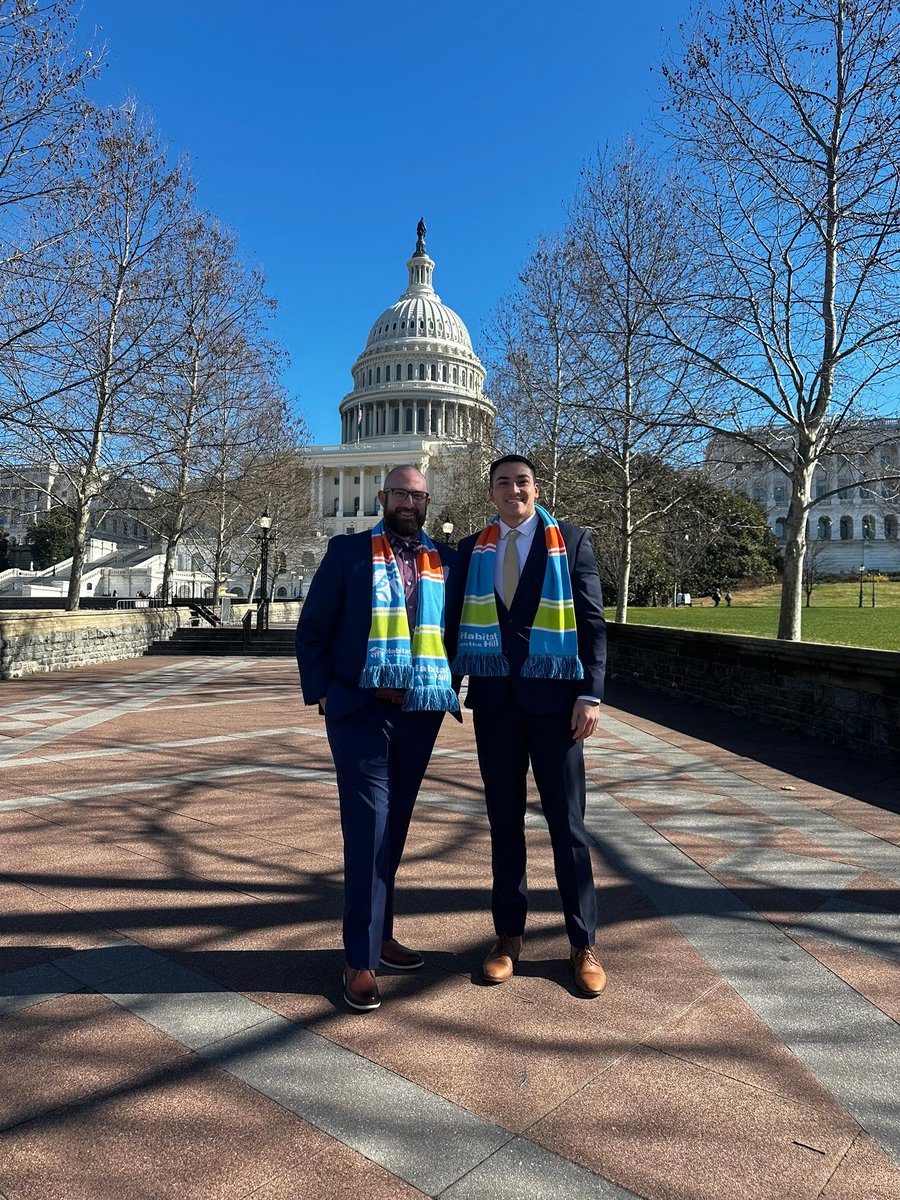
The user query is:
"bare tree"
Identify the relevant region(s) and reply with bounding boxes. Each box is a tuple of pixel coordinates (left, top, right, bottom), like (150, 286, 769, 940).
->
(141, 211, 278, 600)
(429, 440, 497, 540)
(658, 0, 900, 639)
(571, 140, 706, 621)
(487, 235, 589, 508)
(189, 336, 297, 597)
(0, 0, 100, 432)
(22, 102, 188, 608)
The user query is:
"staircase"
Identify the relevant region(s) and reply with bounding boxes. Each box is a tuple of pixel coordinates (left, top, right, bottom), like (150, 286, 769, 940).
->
(145, 625, 295, 657)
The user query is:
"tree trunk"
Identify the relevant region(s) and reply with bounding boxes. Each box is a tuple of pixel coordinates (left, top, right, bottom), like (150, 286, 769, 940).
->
(776, 464, 814, 639)
(65, 500, 92, 611)
(615, 466, 632, 623)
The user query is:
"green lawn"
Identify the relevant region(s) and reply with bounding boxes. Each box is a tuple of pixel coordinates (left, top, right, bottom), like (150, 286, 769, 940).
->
(613, 583, 900, 651)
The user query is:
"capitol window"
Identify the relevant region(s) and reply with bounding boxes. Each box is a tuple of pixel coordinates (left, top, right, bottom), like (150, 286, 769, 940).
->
(418, 363, 425, 380)
(405, 408, 413, 432)
(393, 409, 400, 433)
(453, 367, 459, 384)
(407, 363, 413, 380)
(367, 369, 372, 385)
(376, 367, 381, 383)
(396, 363, 401, 379)
(442, 364, 447, 381)
(431, 364, 437, 380)
(384, 365, 390, 381)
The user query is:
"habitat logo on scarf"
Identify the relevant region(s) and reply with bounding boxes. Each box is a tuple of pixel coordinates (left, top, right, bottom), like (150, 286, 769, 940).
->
(359, 522, 459, 713)
(452, 505, 583, 681)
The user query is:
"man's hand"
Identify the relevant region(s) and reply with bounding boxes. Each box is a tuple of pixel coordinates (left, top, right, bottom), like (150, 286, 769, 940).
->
(571, 698, 600, 742)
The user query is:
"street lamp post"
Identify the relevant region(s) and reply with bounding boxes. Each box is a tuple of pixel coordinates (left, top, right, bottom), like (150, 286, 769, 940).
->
(442, 520, 454, 544)
(858, 564, 865, 608)
(256, 510, 274, 632)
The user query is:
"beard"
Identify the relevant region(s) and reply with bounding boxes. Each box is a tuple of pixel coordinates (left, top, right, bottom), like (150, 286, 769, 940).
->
(384, 507, 425, 538)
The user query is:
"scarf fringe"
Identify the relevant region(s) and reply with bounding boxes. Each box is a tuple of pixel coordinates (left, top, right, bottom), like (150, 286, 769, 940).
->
(520, 653, 584, 681)
(404, 686, 461, 713)
(359, 664, 413, 689)
(451, 652, 510, 677)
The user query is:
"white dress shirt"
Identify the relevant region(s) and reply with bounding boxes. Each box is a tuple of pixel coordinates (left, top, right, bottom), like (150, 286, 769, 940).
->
(493, 513, 600, 705)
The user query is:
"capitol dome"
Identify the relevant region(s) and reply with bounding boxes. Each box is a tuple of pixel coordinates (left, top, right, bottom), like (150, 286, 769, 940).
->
(338, 221, 493, 445)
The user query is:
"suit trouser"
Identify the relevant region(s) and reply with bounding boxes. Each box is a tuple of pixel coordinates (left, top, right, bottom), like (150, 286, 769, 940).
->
(326, 702, 444, 970)
(473, 699, 597, 948)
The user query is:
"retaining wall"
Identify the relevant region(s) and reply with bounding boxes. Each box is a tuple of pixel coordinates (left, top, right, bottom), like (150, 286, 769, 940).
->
(607, 623, 900, 759)
(0, 608, 182, 679)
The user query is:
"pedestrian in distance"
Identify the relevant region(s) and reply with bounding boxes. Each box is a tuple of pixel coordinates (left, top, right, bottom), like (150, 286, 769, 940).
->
(295, 465, 460, 1013)
(452, 454, 608, 997)
(725, 590, 733, 607)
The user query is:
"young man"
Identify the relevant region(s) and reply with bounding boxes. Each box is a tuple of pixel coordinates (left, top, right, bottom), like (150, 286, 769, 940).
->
(452, 455, 608, 996)
(295, 465, 459, 1012)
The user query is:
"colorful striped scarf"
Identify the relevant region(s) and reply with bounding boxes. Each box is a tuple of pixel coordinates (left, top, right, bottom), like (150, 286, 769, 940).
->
(359, 521, 459, 713)
(451, 505, 584, 681)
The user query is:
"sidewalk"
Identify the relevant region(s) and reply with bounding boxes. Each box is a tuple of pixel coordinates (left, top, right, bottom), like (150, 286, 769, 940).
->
(0, 657, 897, 1199)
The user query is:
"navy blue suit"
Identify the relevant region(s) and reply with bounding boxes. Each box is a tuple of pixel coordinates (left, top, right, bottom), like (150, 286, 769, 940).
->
(295, 530, 458, 969)
(455, 520, 606, 947)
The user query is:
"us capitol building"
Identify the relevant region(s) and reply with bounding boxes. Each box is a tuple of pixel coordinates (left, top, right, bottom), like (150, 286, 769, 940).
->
(305, 220, 495, 540)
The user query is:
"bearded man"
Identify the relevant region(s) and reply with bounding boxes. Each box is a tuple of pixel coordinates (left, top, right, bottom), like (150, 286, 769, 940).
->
(295, 465, 459, 1012)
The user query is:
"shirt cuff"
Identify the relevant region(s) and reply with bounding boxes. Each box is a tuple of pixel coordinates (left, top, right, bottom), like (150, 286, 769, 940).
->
(577, 695, 602, 704)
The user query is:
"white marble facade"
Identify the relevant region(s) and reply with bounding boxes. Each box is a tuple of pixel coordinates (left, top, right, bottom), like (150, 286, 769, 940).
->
(706, 420, 900, 573)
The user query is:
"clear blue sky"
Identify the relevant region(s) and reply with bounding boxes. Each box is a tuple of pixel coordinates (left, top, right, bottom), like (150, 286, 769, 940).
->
(78, 0, 685, 443)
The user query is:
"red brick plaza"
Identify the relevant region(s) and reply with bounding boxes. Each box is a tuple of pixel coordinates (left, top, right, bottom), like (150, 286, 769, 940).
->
(0, 655, 897, 1199)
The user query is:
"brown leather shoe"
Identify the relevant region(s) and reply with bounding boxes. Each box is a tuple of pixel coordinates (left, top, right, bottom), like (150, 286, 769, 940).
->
(380, 938, 424, 970)
(570, 945, 607, 996)
(482, 934, 523, 984)
(343, 968, 381, 1011)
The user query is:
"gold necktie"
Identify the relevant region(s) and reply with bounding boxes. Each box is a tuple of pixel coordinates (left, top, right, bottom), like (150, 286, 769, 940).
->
(502, 529, 520, 608)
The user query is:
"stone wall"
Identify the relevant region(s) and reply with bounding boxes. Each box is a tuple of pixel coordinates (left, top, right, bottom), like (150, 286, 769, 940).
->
(0, 608, 182, 679)
(607, 623, 900, 758)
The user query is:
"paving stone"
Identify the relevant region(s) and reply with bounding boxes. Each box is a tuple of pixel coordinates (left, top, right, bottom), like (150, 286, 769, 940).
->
(655, 811, 780, 845)
(603, 786, 726, 809)
(529, 1047, 858, 1200)
(198, 1015, 512, 1195)
(797, 939, 900, 1024)
(714, 846, 865, 892)
(0, 960, 78, 1015)
(441, 1137, 641, 1199)
(586, 793, 900, 1165)
(105, 959, 275, 1050)
(0, 1059, 336, 1200)
(819, 1133, 900, 1200)
(53, 941, 167, 987)
(787, 898, 900, 962)
(0, 993, 191, 1129)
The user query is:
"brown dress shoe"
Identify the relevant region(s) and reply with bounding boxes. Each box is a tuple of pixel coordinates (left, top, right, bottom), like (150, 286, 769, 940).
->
(343, 967, 381, 1011)
(380, 938, 424, 970)
(482, 934, 523, 984)
(570, 945, 607, 996)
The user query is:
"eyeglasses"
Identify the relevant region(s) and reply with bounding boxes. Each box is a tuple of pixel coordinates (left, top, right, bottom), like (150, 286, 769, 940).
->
(384, 488, 430, 503)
